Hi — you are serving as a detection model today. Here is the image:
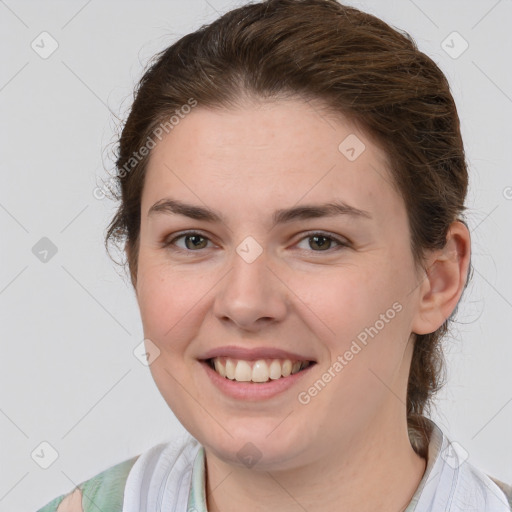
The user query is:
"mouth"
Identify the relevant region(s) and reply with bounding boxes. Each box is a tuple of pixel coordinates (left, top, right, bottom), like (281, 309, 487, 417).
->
(203, 357, 317, 384)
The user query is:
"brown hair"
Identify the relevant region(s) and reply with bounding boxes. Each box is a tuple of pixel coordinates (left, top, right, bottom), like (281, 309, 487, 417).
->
(105, 0, 472, 457)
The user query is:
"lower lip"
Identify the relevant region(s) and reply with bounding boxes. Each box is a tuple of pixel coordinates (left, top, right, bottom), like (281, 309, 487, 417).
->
(200, 360, 316, 401)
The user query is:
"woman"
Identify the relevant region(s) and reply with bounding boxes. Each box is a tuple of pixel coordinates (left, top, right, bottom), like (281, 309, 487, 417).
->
(37, 0, 511, 510)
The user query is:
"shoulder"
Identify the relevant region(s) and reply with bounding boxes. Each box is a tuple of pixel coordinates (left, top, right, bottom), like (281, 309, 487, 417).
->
(36, 454, 140, 512)
(488, 475, 512, 510)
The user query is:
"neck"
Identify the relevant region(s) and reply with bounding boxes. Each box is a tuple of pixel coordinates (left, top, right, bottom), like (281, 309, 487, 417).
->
(204, 413, 427, 512)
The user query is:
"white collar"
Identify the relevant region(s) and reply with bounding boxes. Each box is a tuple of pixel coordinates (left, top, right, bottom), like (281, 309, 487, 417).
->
(405, 417, 510, 511)
(122, 419, 510, 512)
(122, 434, 203, 512)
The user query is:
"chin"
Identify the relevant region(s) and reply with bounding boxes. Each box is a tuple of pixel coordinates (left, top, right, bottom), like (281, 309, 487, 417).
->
(198, 424, 307, 471)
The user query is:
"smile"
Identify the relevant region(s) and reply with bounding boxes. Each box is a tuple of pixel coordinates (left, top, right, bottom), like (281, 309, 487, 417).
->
(206, 357, 315, 383)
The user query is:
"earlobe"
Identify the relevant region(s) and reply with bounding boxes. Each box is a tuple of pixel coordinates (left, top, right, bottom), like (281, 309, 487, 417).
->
(410, 221, 471, 336)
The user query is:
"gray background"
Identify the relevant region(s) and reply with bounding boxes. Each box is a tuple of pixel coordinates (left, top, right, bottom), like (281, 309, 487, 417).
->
(1, 0, 511, 509)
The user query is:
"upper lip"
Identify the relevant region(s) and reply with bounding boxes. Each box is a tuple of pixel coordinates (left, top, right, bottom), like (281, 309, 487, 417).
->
(199, 345, 317, 362)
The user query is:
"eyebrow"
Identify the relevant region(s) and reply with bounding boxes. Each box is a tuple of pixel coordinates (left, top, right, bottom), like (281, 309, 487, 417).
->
(148, 197, 372, 227)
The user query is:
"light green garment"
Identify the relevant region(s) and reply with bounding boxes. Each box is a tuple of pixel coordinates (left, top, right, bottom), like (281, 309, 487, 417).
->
(36, 455, 139, 512)
(36, 430, 511, 512)
(36, 446, 208, 512)
(187, 445, 208, 512)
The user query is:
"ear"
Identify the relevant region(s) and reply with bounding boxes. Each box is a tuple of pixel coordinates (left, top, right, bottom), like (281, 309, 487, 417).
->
(410, 220, 471, 335)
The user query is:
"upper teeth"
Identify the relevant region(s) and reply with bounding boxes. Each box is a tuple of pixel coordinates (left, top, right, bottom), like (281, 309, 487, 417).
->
(210, 357, 310, 383)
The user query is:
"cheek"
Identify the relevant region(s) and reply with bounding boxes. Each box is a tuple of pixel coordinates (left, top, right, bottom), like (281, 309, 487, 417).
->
(291, 263, 399, 341)
(136, 260, 197, 350)
(303, 264, 409, 379)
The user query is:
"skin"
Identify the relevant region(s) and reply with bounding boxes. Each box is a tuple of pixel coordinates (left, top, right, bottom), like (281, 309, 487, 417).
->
(131, 98, 471, 512)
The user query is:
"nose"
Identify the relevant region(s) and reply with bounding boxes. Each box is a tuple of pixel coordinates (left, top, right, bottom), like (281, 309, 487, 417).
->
(212, 247, 288, 332)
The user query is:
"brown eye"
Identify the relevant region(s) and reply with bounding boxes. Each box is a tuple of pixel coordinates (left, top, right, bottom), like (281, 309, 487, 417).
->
(309, 234, 333, 251)
(182, 234, 208, 250)
(296, 232, 348, 253)
(164, 232, 212, 251)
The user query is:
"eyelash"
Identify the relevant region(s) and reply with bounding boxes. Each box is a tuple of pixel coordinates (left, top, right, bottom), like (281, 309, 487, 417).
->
(162, 230, 350, 255)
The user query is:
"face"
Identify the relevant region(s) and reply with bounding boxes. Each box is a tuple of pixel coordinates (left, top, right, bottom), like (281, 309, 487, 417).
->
(134, 98, 425, 471)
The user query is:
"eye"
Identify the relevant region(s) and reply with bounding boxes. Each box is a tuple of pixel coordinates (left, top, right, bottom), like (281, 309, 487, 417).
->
(162, 230, 350, 254)
(295, 231, 349, 253)
(163, 231, 214, 252)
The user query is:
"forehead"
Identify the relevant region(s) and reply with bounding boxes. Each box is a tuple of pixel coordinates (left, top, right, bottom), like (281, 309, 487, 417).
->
(142, 99, 405, 227)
